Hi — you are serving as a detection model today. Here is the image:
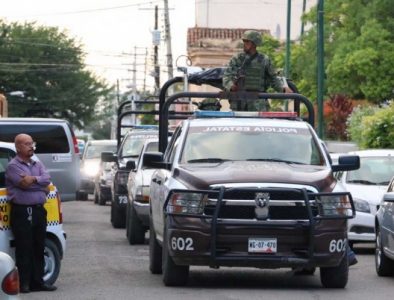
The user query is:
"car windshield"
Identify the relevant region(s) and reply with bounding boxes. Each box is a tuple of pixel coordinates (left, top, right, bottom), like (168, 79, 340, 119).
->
(181, 125, 324, 165)
(121, 134, 158, 158)
(85, 144, 117, 159)
(346, 156, 394, 185)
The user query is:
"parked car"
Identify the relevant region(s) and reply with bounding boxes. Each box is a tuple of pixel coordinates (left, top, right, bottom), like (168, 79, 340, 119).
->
(0, 117, 81, 201)
(336, 150, 394, 246)
(102, 128, 158, 228)
(0, 141, 66, 286)
(0, 252, 19, 299)
(126, 139, 159, 244)
(375, 176, 394, 276)
(77, 139, 117, 200)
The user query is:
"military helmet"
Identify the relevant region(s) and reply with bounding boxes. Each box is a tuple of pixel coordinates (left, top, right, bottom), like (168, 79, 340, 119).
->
(242, 30, 262, 46)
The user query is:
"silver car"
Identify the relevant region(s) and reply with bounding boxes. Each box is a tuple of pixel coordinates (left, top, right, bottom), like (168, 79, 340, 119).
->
(0, 251, 19, 298)
(375, 176, 394, 276)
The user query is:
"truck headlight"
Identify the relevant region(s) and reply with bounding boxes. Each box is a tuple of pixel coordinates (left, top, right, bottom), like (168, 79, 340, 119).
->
(353, 198, 370, 213)
(316, 193, 353, 217)
(167, 192, 208, 215)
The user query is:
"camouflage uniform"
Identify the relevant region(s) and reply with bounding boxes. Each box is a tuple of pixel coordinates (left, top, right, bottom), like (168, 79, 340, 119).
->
(223, 30, 284, 111)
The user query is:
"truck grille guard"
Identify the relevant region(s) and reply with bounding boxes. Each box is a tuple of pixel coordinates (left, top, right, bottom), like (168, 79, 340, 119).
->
(164, 186, 355, 267)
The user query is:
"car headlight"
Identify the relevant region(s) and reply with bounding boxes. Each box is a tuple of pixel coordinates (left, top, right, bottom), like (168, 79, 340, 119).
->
(167, 192, 208, 215)
(353, 198, 370, 213)
(82, 163, 100, 177)
(315, 193, 353, 217)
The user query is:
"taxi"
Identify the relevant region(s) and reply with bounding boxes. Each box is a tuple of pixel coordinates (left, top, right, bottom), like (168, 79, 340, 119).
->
(0, 141, 66, 285)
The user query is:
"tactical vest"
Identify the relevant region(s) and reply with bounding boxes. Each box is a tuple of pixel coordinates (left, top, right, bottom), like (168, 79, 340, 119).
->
(242, 54, 267, 92)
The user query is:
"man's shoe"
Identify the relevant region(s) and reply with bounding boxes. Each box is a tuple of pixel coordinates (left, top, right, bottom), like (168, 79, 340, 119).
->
(31, 284, 57, 292)
(20, 285, 30, 293)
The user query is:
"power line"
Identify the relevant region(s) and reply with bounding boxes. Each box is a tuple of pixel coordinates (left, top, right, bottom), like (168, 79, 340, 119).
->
(11, 1, 162, 17)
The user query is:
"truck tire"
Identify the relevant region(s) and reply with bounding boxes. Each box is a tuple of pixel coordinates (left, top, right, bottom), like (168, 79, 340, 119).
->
(320, 255, 348, 288)
(149, 216, 162, 274)
(98, 191, 106, 206)
(162, 224, 189, 286)
(126, 203, 145, 245)
(43, 238, 61, 286)
(375, 228, 394, 276)
(93, 187, 99, 204)
(111, 201, 125, 228)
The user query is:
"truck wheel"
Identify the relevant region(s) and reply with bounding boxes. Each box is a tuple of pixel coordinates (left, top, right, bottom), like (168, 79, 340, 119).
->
(149, 216, 162, 274)
(162, 224, 189, 286)
(93, 187, 99, 204)
(43, 238, 61, 286)
(111, 201, 125, 228)
(127, 203, 145, 245)
(320, 255, 348, 288)
(76, 191, 88, 201)
(375, 228, 394, 276)
(98, 191, 106, 206)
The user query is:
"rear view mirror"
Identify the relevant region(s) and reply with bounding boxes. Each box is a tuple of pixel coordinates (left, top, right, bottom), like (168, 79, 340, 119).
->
(383, 193, 394, 202)
(125, 160, 136, 171)
(101, 151, 117, 163)
(142, 152, 170, 169)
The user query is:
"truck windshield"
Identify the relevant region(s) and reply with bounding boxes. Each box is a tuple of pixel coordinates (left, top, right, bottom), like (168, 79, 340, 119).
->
(181, 126, 324, 166)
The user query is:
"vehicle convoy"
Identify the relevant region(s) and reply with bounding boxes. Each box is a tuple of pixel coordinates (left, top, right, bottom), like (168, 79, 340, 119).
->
(145, 75, 360, 288)
(0, 142, 66, 286)
(101, 99, 160, 228)
(375, 176, 394, 276)
(126, 139, 159, 244)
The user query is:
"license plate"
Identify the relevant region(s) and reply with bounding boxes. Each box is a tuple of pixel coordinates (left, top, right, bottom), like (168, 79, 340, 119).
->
(248, 238, 277, 253)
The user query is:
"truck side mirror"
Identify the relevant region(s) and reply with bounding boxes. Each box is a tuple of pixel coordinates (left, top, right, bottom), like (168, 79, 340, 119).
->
(142, 152, 170, 169)
(101, 151, 117, 163)
(332, 155, 360, 172)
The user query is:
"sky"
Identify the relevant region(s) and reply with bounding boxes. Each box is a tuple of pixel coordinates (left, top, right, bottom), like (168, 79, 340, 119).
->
(1, 0, 314, 92)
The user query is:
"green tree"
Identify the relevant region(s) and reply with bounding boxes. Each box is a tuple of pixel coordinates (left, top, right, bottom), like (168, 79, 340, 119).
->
(0, 20, 113, 128)
(291, 0, 394, 102)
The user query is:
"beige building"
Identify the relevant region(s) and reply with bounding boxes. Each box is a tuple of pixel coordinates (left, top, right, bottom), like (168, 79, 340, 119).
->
(0, 94, 8, 117)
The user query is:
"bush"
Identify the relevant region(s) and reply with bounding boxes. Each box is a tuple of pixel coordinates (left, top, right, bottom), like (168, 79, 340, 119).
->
(347, 102, 394, 148)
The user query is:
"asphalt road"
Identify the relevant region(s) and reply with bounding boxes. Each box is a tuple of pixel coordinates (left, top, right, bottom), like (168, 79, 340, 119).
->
(22, 200, 393, 300)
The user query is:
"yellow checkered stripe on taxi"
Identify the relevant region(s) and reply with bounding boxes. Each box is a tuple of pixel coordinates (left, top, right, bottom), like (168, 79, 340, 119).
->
(0, 185, 61, 230)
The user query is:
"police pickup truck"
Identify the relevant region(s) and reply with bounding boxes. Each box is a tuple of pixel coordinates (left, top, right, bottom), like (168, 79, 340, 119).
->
(144, 89, 360, 288)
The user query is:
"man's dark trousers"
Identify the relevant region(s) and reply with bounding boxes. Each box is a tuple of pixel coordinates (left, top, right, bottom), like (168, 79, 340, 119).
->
(11, 204, 47, 288)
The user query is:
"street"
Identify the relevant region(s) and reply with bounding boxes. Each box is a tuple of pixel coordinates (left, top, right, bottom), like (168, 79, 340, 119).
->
(22, 200, 393, 300)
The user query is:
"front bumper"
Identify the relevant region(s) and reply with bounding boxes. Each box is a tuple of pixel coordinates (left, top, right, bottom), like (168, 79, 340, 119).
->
(348, 211, 375, 242)
(164, 187, 354, 269)
(167, 219, 347, 269)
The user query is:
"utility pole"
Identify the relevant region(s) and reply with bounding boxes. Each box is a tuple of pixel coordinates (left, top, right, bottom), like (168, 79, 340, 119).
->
(163, 0, 173, 81)
(131, 46, 137, 125)
(285, 0, 291, 78)
(153, 5, 161, 93)
(300, 0, 307, 38)
(317, 0, 325, 138)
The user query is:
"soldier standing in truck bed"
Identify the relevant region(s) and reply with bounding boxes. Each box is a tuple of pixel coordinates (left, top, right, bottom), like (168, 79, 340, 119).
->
(223, 30, 293, 111)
